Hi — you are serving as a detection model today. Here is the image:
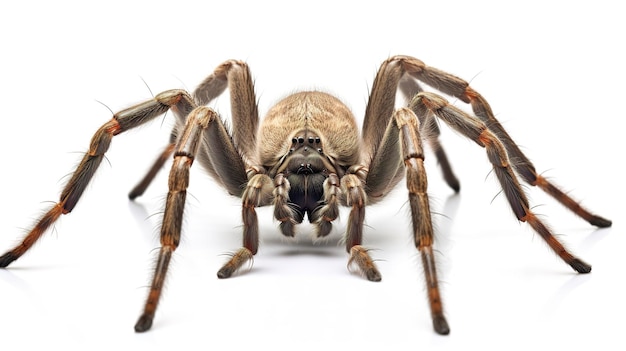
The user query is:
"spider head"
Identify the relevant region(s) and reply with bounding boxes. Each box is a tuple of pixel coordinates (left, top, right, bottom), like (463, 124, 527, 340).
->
(286, 131, 326, 174)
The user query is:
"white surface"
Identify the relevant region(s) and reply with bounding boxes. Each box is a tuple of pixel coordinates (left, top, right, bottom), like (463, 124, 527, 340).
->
(0, 1, 622, 350)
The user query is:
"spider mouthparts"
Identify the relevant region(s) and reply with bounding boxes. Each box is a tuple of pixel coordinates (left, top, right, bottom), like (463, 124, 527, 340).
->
(296, 163, 314, 175)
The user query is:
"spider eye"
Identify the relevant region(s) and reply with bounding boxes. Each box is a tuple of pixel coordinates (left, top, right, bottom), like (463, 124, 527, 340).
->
(315, 137, 321, 143)
(298, 137, 304, 144)
(292, 137, 297, 144)
(308, 137, 314, 144)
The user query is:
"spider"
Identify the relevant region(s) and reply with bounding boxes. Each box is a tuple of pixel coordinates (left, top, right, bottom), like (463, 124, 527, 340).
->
(0, 56, 612, 335)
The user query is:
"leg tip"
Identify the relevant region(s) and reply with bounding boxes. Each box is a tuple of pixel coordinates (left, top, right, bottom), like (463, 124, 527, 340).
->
(217, 248, 254, 279)
(590, 216, 612, 228)
(348, 245, 382, 282)
(217, 266, 234, 279)
(134, 314, 153, 333)
(447, 179, 460, 193)
(0, 252, 18, 268)
(571, 258, 592, 274)
(365, 269, 382, 282)
(433, 316, 450, 335)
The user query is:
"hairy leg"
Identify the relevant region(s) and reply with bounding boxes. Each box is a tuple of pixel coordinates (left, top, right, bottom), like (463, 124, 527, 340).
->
(0, 90, 196, 267)
(135, 106, 217, 332)
(131, 60, 258, 198)
(365, 55, 610, 227)
(412, 92, 592, 273)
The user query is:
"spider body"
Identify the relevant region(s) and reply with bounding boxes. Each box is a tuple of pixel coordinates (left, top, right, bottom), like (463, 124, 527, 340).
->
(0, 56, 611, 335)
(260, 91, 360, 233)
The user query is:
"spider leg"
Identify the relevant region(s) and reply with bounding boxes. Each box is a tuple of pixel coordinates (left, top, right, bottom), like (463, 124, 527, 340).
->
(216, 171, 273, 279)
(362, 56, 460, 194)
(388, 55, 610, 228)
(177, 60, 267, 279)
(194, 59, 259, 164)
(394, 107, 450, 335)
(128, 131, 177, 199)
(129, 59, 258, 198)
(135, 106, 216, 332)
(217, 170, 303, 278)
(135, 60, 256, 325)
(129, 59, 261, 281)
(358, 58, 450, 334)
(399, 76, 460, 192)
(463, 88, 611, 227)
(0, 89, 196, 268)
(342, 172, 382, 282)
(360, 104, 450, 334)
(412, 92, 592, 273)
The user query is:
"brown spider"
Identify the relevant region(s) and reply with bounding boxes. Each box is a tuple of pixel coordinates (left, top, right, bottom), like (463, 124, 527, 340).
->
(0, 56, 612, 335)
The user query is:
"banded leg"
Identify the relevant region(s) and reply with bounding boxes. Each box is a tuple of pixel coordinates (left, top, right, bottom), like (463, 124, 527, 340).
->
(0, 89, 196, 268)
(310, 173, 341, 237)
(462, 88, 611, 227)
(396, 107, 449, 335)
(130, 59, 259, 199)
(363, 57, 459, 194)
(134, 106, 215, 332)
(216, 172, 273, 279)
(194, 59, 259, 164)
(363, 104, 450, 334)
(191, 59, 265, 279)
(389, 55, 610, 227)
(399, 75, 460, 192)
(272, 173, 298, 237)
(412, 92, 592, 273)
(343, 172, 382, 282)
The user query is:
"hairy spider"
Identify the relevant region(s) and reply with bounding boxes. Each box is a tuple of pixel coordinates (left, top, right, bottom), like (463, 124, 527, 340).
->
(0, 56, 612, 335)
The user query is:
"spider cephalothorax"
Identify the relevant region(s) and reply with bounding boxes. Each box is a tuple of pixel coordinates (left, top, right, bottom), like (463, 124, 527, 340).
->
(0, 56, 611, 335)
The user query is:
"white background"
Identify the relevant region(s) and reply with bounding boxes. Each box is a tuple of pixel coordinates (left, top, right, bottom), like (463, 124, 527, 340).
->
(0, 1, 623, 350)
